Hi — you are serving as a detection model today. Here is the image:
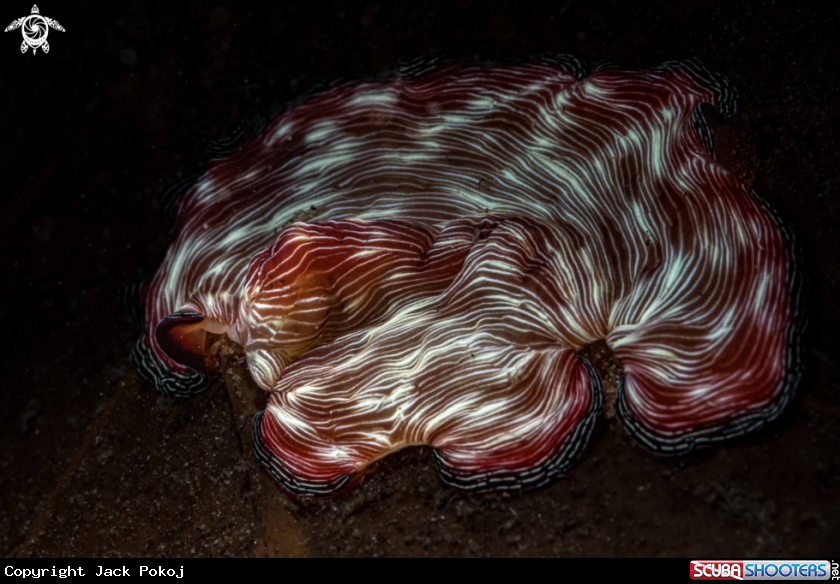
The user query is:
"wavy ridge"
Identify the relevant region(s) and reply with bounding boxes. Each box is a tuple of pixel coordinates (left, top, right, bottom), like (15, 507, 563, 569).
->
(135, 59, 803, 495)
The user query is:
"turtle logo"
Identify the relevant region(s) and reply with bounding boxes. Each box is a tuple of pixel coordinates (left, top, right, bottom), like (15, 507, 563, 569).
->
(5, 5, 64, 55)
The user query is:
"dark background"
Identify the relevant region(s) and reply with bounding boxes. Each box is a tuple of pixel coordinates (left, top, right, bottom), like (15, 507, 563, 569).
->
(1, 0, 838, 557)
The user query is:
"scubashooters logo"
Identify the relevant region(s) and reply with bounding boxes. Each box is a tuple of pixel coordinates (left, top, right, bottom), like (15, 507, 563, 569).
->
(691, 560, 834, 580)
(4, 5, 65, 54)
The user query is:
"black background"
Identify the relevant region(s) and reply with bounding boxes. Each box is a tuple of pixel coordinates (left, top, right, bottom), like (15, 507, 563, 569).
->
(1, 0, 839, 557)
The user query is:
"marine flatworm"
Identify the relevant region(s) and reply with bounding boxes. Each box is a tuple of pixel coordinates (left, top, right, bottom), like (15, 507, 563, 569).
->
(133, 56, 804, 496)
